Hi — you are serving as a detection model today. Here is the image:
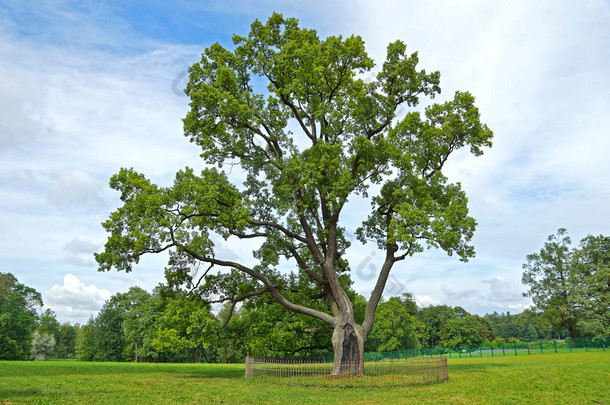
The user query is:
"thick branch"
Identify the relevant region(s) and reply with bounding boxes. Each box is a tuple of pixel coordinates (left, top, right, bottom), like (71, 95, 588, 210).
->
(287, 245, 325, 285)
(176, 241, 336, 325)
(362, 246, 397, 336)
(279, 93, 316, 144)
(249, 219, 308, 244)
(211, 287, 272, 331)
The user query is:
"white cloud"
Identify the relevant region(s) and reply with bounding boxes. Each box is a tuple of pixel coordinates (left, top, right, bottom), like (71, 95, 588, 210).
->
(441, 285, 484, 303)
(47, 171, 106, 210)
(0, 66, 45, 153)
(43, 274, 111, 324)
(415, 295, 440, 308)
(64, 256, 97, 268)
(2, 0, 610, 322)
(64, 238, 99, 255)
(507, 303, 534, 312)
(481, 275, 525, 303)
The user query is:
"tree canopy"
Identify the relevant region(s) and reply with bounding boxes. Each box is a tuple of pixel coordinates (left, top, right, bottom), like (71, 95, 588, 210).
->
(96, 13, 492, 373)
(0, 272, 43, 360)
(522, 229, 610, 337)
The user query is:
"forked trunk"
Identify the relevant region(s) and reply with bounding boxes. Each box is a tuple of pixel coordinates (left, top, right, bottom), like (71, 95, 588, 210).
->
(331, 322, 365, 375)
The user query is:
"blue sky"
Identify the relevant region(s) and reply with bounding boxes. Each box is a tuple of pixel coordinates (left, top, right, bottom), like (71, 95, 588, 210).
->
(1, 0, 609, 324)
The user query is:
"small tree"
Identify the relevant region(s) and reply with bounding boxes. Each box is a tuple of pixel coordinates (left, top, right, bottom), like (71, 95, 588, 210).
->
(96, 14, 492, 374)
(30, 331, 55, 361)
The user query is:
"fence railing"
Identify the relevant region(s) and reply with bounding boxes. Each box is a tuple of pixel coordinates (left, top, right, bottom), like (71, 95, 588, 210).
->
(388, 337, 609, 359)
(245, 354, 448, 387)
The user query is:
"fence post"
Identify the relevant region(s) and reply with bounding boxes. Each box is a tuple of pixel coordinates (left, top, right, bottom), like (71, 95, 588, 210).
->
(502, 343, 505, 356)
(554, 340, 557, 353)
(491, 345, 494, 357)
(245, 354, 252, 380)
(514, 342, 518, 356)
(479, 346, 482, 358)
(540, 341, 543, 354)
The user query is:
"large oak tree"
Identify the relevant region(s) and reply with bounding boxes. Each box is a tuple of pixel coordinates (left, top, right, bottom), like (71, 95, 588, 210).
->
(96, 14, 492, 374)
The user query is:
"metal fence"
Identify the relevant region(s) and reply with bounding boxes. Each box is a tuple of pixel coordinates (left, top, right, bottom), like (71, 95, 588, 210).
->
(389, 337, 610, 359)
(244, 337, 607, 387)
(245, 354, 448, 387)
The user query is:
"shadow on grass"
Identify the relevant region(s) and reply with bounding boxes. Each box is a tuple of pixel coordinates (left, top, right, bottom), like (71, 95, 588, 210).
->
(0, 361, 245, 380)
(0, 388, 42, 400)
(448, 362, 511, 373)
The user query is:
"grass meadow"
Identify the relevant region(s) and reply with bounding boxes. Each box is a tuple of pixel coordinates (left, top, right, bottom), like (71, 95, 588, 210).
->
(1, 351, 608, 404)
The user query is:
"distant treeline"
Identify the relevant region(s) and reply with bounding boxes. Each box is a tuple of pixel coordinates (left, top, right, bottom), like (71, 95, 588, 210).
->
(1, 271, 592, 363)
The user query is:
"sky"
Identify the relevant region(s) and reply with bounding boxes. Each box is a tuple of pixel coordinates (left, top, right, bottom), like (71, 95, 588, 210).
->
(1, 0, 609, 325)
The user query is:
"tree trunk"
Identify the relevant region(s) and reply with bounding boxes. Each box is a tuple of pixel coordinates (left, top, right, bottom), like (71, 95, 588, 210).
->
(331, 322, 365, 375)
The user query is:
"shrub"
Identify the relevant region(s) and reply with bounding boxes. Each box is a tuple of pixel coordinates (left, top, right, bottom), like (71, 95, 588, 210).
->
(30, 331, 55, 361)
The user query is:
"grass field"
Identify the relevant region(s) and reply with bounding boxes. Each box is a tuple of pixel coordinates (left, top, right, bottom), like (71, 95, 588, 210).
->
(1, 352, 608, 404)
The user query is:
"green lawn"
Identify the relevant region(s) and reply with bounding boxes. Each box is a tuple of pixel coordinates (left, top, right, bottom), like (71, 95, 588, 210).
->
(1, 352, 608, 404)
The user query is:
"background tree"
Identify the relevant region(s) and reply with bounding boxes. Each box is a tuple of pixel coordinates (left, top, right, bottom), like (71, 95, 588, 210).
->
(522, 229, 610, 338)
(30, 331, 55, 361)
(75, 320, 97, 361)
(36, 308, 60, 356)
(56, 323, 79, 359)
(151, 292, 218, 362)
(440, 310, 492, 347)
(518, 323, 539, 342)
(116, 286, 155, 362)
(366, 298, 420, 352)
(0, 272, 43, 360)
(96, 13, 492, 374)
(522, 228, 580, 338)
(416, 305, 455, 347)
(572, 234, 610, 336)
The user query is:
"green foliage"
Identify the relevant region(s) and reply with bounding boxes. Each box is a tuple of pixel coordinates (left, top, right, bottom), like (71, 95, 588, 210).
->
(519, 323, 539, 342)
(484, 310, 557, 341)
(96, 13, 492, 361)
(416, 305, 455, 347)
(114, 286, 157, 361)
(522, 229, 610, 338)
(221, 301, 333, 359)
(55, 323, 79, 359)
(75, 299, 126, 362)
(151, 293, 218, 362)
(573, 234, 610, 336)
(36, 309, 60, 340)
(30, 331, 55, 361)
(440, 313, 492, 347)
(522, 228, 579, 337)
(0, 272, 42, 360)
(366, 299, 420, 352)
(75, 320, 96, 361)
